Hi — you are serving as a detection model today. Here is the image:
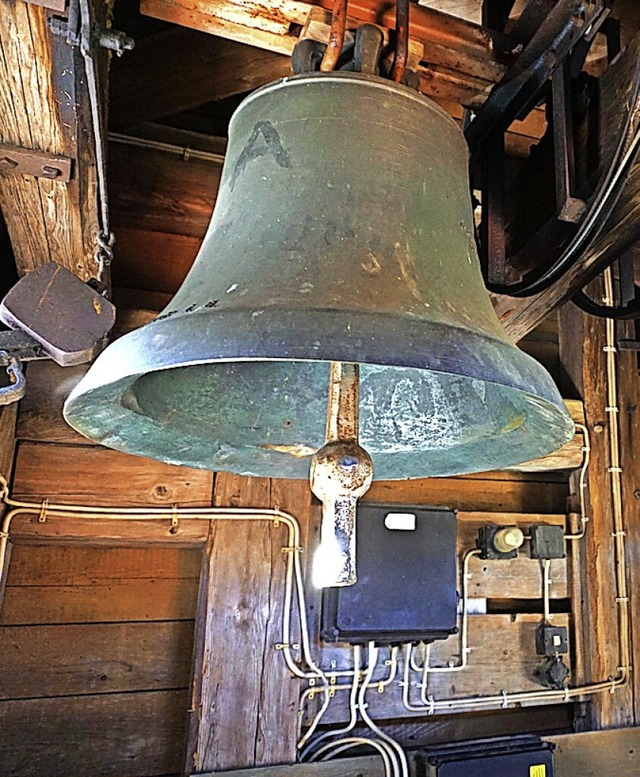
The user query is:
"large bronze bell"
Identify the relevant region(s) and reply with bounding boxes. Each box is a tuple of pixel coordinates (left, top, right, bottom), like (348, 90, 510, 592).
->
(64, 73, 574, 480)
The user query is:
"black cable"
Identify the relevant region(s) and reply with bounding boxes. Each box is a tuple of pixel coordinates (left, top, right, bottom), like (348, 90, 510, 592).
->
(572, 288, 640, 319)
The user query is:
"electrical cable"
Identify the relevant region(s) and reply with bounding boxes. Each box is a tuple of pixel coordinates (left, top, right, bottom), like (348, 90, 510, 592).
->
(543, 559, 552, 623)
(358, 643, 408, 777)
(566, 422, 590, 540)
(309, 737, 395, 776)
(299, 645, 362, 758)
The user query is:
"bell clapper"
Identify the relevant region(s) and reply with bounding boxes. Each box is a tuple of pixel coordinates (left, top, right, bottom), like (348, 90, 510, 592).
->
(310, 362, 373, 588)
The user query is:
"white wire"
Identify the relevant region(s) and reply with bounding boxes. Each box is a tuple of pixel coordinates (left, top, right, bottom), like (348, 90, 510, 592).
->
(309, 737, 394, 776)
(299, 645, 362, 758)
(567, 422, 591, 540)
(359, 643, 409, 777)
(543, 559, 552, 623)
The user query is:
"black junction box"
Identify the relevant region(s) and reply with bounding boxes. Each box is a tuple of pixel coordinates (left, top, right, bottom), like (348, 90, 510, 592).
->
(530, 524, 566, 559)
(321, 504, 457, 645)
(424, 735, 555, 777)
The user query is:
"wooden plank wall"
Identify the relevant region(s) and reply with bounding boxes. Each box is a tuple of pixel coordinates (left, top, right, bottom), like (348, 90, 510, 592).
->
(0, 346, 586, 775)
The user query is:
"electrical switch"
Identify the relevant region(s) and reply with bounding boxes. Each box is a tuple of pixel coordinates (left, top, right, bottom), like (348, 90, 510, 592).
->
(536, 624, 569, 656)
(477, 525, 524, 560)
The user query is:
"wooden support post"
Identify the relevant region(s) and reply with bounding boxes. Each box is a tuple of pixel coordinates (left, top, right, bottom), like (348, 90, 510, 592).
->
(616, 317, 640, 726)
(186, 475, 309, 774)
(0, 0, 111, 282)
(558, 301, 635, 728)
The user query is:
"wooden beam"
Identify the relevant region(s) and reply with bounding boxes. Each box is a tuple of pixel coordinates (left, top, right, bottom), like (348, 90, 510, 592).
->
(186, 474, 305, 773)
(206, 757, 386, 776)
(498, 35, 640, 341)
(558, 301, 635, 728)
(0, 401, 17, 610)
(141, 0, 507, 108)
(0, 0, 110, 282)
(13, 441, 214, 507)
(110, 27, 291, 128)
(1, 576, 199, 624)
(616, 315, 640, 726)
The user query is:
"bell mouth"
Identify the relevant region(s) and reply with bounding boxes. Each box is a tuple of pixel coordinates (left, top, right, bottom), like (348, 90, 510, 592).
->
(63, 309, 574, 480)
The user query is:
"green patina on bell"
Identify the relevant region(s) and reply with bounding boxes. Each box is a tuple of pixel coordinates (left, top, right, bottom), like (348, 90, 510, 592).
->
(64, 72, 574, 479)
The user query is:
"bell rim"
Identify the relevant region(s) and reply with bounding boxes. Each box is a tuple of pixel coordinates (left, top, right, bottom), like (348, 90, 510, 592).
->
(64, 307, 575, 478)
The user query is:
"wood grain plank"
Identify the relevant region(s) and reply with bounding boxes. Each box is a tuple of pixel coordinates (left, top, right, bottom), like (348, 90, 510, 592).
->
(13, 441, 213, 507)
(0, 690, 189, 777)
(141, 0, 505, 107)
(6, 545, 202, 585)
(0, 398, 18, 612)
(0, 401, 17, 478)
(365, 474, 568, 514)
(17, 362, 90, 445)
(109, 140, 220, 239)
(112, 227, 200, 295)
(0, 621, 193, 699)
(187, 474, 281, 773)
(6, 512, 210, 548)
(0, 579, 198, 624)
(551, 727, 640, 777)
(210, 757, 384, 776)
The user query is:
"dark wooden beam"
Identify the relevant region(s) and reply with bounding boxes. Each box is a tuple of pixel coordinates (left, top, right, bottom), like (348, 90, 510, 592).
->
(141, 0, 507, 108)
(0, 0, 111, 282)
(497, 34, 640, 341)
(109, 27, 291, 128)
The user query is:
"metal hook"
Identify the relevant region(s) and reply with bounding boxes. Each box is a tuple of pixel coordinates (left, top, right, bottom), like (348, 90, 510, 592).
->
(0, 351, 26, 405)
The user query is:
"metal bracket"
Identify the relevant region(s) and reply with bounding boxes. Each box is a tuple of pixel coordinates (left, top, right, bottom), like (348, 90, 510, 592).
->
(0, 144, 73, 182)
(48, 0, 134, 57)
(0, 351, 27, 406)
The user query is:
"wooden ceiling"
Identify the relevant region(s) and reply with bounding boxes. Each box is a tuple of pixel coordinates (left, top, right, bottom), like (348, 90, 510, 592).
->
(2, 0, 640, 342)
